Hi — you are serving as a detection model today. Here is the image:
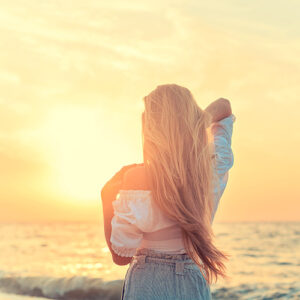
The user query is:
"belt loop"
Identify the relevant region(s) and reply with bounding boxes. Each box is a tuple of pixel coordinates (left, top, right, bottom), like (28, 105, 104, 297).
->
(136, 255, 146, 268)
(175, 261, 185, 275)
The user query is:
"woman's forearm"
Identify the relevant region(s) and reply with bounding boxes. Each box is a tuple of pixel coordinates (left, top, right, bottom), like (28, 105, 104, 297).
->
(204, 98, 232, 125)
(100, 164, 140, 266)
(101, 184, 132, 265)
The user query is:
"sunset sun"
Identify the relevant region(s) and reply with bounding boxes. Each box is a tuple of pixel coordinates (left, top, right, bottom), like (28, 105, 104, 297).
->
(42, 106, 121, 202)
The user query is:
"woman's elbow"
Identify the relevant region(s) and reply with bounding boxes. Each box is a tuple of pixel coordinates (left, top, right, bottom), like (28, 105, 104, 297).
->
(218, 98, 232, 116)
(112, 254, 132, 266)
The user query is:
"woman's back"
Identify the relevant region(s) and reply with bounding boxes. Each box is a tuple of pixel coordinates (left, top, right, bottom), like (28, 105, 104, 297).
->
(110, 113, 236, 258)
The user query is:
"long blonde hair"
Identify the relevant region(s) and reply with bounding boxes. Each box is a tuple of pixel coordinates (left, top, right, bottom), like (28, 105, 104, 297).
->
(142, 83, 230, 285)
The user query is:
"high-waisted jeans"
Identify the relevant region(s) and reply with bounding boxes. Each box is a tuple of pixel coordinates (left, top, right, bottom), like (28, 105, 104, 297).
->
(120, 248, 212, 300)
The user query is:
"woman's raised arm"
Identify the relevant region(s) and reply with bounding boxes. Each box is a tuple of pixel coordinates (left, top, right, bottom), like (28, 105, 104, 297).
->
(204, 98, 232, 125)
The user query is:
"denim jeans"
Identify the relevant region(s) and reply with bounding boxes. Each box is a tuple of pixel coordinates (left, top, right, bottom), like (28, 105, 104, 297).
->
(120, 248, 212, 300)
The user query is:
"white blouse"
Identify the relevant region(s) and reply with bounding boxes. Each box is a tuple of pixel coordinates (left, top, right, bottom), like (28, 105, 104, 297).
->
(110, 114, 236, 257)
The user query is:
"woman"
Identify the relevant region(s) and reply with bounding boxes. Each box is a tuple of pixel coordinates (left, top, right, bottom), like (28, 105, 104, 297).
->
(101, 84, 236, 299)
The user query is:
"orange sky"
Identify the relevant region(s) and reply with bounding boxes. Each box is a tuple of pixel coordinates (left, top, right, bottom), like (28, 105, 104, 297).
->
(1, 0, 299, 222)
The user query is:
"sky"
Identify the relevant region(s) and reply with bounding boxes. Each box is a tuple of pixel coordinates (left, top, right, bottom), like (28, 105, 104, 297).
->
(0, 0, 299, 223)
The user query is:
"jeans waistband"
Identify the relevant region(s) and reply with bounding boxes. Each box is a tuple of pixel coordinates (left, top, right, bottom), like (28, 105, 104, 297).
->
(135, 248, 192, 261)
(132, 248, 206, 276)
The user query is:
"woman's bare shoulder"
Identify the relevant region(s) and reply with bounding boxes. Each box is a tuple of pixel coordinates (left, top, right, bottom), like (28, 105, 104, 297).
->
(121, 165, 150, 190)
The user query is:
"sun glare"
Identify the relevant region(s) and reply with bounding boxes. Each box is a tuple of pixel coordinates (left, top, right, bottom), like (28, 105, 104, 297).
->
(42, 106, 123, 203)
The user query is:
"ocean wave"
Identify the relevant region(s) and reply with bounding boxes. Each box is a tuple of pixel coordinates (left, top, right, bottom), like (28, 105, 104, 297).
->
(1, 272, 300, 300)
(211, 282, 300, 300)
(0, 273, 123, 300)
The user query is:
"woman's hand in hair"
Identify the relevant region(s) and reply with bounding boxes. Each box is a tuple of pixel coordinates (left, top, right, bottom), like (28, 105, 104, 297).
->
(204, 98, 232, 124)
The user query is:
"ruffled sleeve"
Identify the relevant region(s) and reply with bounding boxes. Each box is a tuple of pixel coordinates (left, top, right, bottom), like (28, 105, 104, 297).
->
(110, 190, 152, 257)
(210, 114, 236, 222)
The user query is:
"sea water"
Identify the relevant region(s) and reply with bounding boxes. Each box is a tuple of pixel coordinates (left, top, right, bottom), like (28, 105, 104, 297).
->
(0, 222, 299, 299)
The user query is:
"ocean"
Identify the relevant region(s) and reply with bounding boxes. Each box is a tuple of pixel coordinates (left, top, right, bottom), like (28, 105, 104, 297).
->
(0, 222, 299, 299)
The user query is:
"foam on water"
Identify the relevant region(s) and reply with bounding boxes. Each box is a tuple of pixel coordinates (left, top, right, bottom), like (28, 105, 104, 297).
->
(0, 271, 299, 300)
(0, 272, 123, 300)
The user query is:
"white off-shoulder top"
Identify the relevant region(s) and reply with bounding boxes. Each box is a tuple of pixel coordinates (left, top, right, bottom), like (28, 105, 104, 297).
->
(110, 114, 236, 257)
